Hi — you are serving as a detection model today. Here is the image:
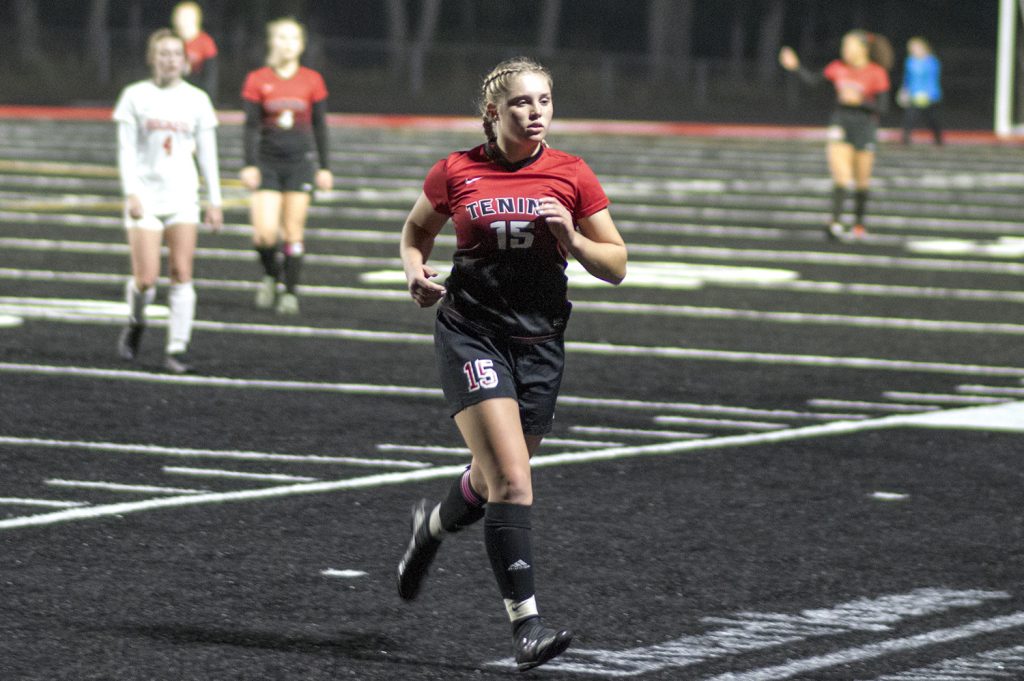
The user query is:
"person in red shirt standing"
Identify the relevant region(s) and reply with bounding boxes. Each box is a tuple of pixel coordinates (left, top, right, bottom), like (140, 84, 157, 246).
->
(395, 57, 627, 671)
(240, 17, 332, 315)
(171, 2, 218, 103)
(780, 31, 893, 240)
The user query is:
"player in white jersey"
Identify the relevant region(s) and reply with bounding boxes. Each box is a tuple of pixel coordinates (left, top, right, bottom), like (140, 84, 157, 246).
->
(113, 28, 223, 374)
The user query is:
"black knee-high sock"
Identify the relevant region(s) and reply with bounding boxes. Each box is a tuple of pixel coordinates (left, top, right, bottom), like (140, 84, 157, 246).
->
(830, 185, 847, 223)
(485, 503, 539, 632)
(256, 246, 279, 279)
(282, 242, 305, 294)
(854, 189, 869, 226)
(436, 467, 486, 534)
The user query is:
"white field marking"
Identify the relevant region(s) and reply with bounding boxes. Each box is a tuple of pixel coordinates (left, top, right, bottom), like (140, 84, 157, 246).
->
(653, 416, 789, 431)
(376, 444, 469, 456)
(0, 464, 470, 530)
(362, 261, 798, 291)
(569, 426, 710, 440)
(9, 233, 1024, 278)
(624, 243, 1024, 276)
(896, 399, 1024, 432)
(745, 278, 1024, 305)
(703, 612, 1024, 681)
(571, 299, 1024, 336)
(545, 437, 624, 447)
(806, 399, 940, 414)
(0, 238, 402, 269)
(321, 569, 368, 579)
(0, 269, 413, 302)
(8, 264, 1024, 306)
(2, 402, 1021, 530)
(869, 644, 1024, 681)
(870, 491, 910, 501)
(0, 296, 169, 319)
(957, 384, 1024, 397)
(0, 497, 89, 508)
(14, 287, 1024, 339)
(0, 436, 429, 470)
(907, 236, 1024, 258)
(568, 341, 1024, 379)
(45, 479, 206, 495)
(560, 395, 866, 422)
(162, 467, 319, 483)
(488, 588, 1012, 675)
(0, 314, 22, 327)
(882, 391, 1011, 406)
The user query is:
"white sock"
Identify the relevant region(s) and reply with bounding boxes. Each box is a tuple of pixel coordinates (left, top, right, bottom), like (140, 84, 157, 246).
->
(504, 596, 539, 623)
(126, 279, 155, 325)
(428, 504, 445, 539)
(166, 282, 196, 354)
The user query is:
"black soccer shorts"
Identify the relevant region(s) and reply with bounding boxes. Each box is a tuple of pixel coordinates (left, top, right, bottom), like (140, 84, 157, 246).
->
(257, 154, 316, 192)
(434, 309, 565, 436)
(828, 108, 879, 152)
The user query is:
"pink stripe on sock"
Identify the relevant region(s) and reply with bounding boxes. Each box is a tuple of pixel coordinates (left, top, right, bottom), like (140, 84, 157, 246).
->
(460, 470, 485, 507)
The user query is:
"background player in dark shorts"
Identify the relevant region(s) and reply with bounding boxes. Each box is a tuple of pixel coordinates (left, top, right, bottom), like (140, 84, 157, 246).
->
(240, 16, 331, 315)
(396, 57, 627, 671)
(780, 31, 892, 240)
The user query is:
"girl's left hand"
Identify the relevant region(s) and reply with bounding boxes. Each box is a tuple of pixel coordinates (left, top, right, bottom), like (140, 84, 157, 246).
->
(315, 169, 333, 192)
(537, 197, 576, 249)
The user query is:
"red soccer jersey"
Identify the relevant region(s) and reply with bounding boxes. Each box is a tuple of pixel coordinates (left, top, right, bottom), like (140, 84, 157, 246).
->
(423, 144, 609, 339)
(823, 60, 890, 108)
(241, 66, 327, 160)
(185, 31, 217, 72)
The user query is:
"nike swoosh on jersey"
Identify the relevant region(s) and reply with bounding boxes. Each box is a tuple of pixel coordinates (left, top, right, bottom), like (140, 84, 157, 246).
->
(465, 177, 483, 184)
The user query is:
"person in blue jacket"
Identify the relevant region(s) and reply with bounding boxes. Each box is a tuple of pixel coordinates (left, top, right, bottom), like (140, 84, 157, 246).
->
(899, 36, 942, 145)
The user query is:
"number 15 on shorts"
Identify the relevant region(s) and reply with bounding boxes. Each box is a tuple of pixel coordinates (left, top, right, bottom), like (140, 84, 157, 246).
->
(464, 359, 498, 391)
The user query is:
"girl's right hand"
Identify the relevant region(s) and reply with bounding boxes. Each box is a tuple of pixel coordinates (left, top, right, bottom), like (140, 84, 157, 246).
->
(126, 194, 143, 220)
(779, 46, 800, 71)
(406, 265, 446, 308)
(240, 166, 261, 191)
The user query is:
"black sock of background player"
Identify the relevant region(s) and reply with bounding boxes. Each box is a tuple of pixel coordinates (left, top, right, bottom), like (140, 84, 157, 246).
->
(830, 185, 847, 224)
(436, 467, 486, 534)
(256, 246, 279, 279)
(485, 503, 539, 632)
(854, 189, 869, 226)
(282, 243, 305, 294)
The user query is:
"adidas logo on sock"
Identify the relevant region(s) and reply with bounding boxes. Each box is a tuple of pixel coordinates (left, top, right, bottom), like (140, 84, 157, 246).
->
(507, 559, 531, 572)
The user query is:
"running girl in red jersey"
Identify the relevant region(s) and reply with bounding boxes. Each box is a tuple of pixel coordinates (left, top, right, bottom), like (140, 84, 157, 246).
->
(396, 57, 627, 672)
(780, 31, 893, 240)
(113, 29, 222, 374)
(172, 2, 218, 102)
(240, 16, 332, 314)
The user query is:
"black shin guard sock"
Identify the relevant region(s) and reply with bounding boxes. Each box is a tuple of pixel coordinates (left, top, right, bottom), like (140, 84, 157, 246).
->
(283, 254, 303, 294)
(854, 189, 869, 226)
(830, 185, 847, 223)
(256, 246, 279, 279)
(438, 468, 486, 533)
(485, 503, 536, 628)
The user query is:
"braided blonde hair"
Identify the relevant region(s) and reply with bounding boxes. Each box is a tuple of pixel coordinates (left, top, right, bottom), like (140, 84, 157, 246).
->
(479, 57, 553, 161)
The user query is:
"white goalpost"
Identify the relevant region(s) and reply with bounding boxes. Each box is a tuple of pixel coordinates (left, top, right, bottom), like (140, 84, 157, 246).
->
(994, 0, 1024, 135)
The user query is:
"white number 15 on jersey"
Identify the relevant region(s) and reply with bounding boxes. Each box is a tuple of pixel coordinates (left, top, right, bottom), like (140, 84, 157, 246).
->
(490, 220, 534, 250)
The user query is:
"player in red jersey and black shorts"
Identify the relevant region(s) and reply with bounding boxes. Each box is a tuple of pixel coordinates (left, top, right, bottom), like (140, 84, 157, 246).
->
(172, 2, 218, 102)
(240, 16, 332, 314)
(396, 57, 627, 672)
(780, 31, 893, 240)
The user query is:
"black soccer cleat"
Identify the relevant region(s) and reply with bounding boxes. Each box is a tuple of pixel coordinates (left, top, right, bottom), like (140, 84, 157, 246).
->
(164, 351, 194, 375)
(513, 618, 574, 672)
(397, 499, 441, 600)
(117, 324, 145, 360)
